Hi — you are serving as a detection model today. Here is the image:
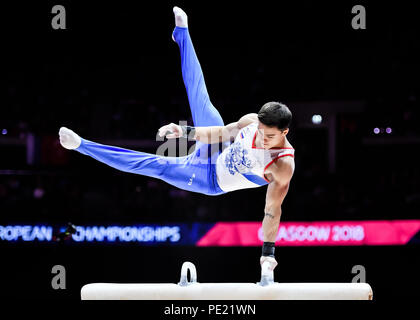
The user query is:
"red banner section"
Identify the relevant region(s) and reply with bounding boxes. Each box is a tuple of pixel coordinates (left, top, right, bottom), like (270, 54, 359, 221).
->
(196, 220, 420, 246)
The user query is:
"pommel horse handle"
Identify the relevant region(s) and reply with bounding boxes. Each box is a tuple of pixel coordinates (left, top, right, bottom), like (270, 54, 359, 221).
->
(178, 261, 198, 286)
(258, 261, 274, 286)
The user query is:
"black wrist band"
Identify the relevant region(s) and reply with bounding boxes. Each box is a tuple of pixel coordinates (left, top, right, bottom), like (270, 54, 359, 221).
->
(262, 242, 275, 257)
(181, 125, 196, 139)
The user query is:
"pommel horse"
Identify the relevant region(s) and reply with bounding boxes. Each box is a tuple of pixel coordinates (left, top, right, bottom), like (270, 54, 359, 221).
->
(81, 261, 373, 300)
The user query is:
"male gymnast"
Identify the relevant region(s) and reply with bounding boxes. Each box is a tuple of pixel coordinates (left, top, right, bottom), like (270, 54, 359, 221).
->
(59, 6, 295, 275)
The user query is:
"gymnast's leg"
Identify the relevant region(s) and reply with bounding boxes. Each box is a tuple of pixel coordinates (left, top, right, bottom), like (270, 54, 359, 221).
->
(57, 8, 229, 195)
(58, 127, 218, 195)
(172, 7, 225, 128)
(172, 7, 230, 166)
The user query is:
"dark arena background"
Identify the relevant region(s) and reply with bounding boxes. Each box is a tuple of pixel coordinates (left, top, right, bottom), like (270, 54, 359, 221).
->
(1, 0, 419, 313)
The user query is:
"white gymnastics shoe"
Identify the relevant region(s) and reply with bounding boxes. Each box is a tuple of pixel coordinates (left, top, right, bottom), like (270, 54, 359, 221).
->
(59, 127, 81, 150)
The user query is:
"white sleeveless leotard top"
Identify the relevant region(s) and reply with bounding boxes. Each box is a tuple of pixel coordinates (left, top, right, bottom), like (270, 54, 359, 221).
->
(215, 122, 295, 192)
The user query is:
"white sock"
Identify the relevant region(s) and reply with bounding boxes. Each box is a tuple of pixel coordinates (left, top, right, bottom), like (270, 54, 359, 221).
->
(173, 6, 188, 28)
(59, 127, 81, 150)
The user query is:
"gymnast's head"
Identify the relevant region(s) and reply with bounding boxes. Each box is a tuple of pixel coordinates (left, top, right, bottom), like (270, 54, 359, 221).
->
(257, 101, 292, 149)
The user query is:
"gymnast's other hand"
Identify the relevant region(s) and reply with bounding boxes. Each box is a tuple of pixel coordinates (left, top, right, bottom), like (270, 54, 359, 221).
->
(260, 256, 278, 271)
(158, 123, 183, 139)
(59, 127, 82, 150)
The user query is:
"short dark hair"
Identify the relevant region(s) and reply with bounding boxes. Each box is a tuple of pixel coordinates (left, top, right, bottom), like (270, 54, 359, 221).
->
(257, 101, 292, 130)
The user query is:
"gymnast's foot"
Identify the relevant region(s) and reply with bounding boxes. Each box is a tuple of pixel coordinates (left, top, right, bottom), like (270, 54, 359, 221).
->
(59, 127, 81, 150)
(173, 6, 188, 27)
(172, 6, 188, 41)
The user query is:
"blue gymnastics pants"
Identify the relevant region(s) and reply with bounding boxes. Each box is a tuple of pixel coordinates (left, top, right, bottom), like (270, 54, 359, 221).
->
(75, 27, 228, 196)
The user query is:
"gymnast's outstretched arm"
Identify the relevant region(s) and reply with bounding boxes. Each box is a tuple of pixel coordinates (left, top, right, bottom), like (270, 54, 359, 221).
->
(158, 113, 258, 144)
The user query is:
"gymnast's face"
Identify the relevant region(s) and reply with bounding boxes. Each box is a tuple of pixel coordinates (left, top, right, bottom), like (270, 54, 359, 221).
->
(257, 121, 289, 149)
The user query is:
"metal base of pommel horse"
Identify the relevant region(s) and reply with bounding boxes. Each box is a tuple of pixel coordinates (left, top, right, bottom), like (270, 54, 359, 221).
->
(80, 261, 373, 300)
